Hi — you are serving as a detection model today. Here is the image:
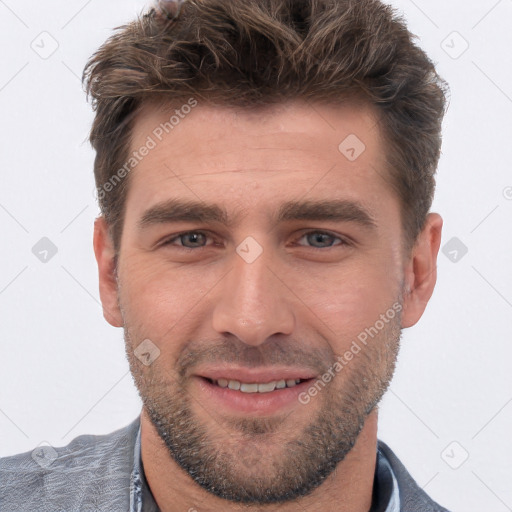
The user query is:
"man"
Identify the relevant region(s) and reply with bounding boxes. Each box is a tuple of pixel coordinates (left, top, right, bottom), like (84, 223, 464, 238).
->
(0, 0, 450, 510)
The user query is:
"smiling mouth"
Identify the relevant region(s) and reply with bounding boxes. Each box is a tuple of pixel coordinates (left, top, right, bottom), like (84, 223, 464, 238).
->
(204, 377, 312, 393)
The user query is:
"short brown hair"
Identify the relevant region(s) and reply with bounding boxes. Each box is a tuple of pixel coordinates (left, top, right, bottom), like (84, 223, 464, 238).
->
(83, 0, 448, 254)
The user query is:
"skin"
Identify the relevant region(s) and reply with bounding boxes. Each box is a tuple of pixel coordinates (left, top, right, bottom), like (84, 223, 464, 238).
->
(94, 99, 442, 512)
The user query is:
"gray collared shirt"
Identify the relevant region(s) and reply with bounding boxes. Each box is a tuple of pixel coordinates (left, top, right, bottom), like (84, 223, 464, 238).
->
(129, 425, 400, 512)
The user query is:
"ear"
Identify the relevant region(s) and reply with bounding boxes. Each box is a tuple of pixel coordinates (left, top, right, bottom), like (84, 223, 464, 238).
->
(93, 216, 124, 328)
(401, 213, 443, 328)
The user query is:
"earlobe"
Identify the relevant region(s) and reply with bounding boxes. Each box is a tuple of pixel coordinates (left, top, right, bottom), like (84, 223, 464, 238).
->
(401, 213, 443, 328)
(93, 216, 124, 328)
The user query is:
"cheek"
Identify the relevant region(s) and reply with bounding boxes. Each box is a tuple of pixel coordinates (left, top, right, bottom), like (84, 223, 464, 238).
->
(297, 259, 401, 344)
(119, 255, 221, 333)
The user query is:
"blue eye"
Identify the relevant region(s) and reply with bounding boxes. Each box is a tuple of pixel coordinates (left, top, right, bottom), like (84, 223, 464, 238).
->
(296, 231, 344, 249)
(161, 230, 347, 250)
(163, 232, 209, 249)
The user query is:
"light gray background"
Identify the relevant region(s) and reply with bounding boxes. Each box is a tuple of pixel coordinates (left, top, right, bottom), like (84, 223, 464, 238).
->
(1, 1, 511, 511)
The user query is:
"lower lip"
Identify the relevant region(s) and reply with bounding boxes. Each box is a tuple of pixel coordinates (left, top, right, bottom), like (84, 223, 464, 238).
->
(194, 377, 314, 415)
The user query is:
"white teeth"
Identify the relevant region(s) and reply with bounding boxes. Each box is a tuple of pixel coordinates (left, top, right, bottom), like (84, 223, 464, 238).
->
(257, 381, 277, 393)
(240, 382, 259, 393)
(213, 378, 303, 392)
(228, 380, 241, 390)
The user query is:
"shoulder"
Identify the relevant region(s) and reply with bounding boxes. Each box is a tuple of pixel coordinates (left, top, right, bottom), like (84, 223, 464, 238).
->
(377, 440, 451, 512)
(0, 416, 140, 512)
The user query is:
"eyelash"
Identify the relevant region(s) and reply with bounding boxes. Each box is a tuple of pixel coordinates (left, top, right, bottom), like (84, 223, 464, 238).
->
(160, 230, 350, 250)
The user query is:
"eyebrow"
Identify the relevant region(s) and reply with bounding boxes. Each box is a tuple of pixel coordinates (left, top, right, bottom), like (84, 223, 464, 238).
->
(137, 198, 378, 231)
(277, 199, 377, 229)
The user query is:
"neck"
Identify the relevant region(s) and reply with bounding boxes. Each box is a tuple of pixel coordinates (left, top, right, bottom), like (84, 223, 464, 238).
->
(141, 408, 379, 512)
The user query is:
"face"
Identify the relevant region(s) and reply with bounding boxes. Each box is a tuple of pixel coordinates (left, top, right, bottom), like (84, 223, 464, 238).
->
(109, 99, 410, 503)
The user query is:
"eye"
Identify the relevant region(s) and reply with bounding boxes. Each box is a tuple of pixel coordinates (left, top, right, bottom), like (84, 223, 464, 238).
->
(294, 230, 348, 249)
(160, 230, 349, 251)
(161, 231, 212, 249)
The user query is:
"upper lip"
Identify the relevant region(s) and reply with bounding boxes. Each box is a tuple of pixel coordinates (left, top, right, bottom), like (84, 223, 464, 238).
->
(195, 366, 317, 383)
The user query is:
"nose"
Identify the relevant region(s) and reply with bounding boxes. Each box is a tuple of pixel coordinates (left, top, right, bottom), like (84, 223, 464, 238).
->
(211, 245, 296, 346)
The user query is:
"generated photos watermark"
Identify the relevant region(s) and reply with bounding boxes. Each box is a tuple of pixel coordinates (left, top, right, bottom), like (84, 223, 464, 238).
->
(298, 302, 403, 404)
(96, 97, 198, 201)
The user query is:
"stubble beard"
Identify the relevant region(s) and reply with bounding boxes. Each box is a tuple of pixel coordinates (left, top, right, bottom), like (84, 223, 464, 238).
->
(122, 308, 402, 505)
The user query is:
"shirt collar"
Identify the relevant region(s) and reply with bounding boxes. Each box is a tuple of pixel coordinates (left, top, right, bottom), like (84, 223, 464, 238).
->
(372, 446, 401, 512)
(130, 424, 160, 512)
(130, 424, 400, 512)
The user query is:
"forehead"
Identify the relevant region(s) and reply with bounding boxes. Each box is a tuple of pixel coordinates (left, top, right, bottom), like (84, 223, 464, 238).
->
(124, 99, 395, 221)
(131, 98, 380, 156)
